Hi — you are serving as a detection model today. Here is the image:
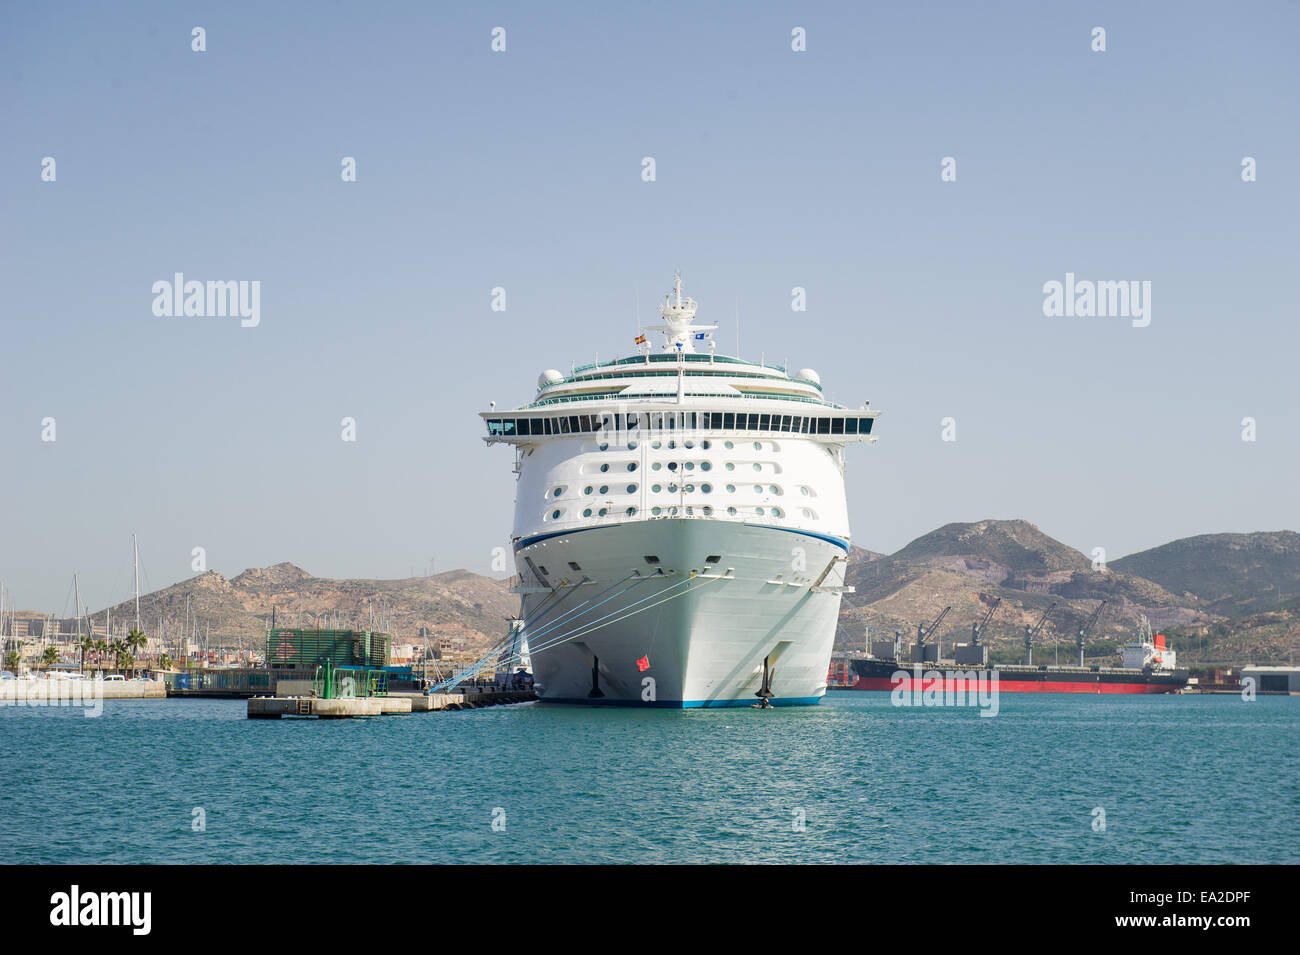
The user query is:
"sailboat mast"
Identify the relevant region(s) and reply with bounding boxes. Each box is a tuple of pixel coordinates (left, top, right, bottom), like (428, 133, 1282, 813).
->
(74, 574, 81, 641)
(133, 534, 141, 633)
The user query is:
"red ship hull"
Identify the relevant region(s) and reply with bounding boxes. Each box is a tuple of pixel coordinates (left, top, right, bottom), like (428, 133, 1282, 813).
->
(846, 658, 1188, 694)
(848, 675, 1178, 694)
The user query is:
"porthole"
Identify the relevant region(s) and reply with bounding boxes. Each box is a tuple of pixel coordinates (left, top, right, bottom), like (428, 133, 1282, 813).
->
(770, 485, 780, 495)
(771, 507, 783, 518)
(752, 463, 761, 472)
(685, 484, 695, 493)
(551, 509, 562, 520)
(598, 443, 609, 451)
(627, 441, 638, 450)
(651, 506, 662, 516)
(584, 485, 593, 495)
(684, 462, 694, 470)
(754, 485, 762, 494)
(753, 441, 762, 450)
(652, 462, 662, 471)
(626, 484, 637, 493)
(627, 463, 637, 471)
(685, 506, 695, 516)
(724, 441, 734, 450)
(756, 507, 765, 516)
(652, 440, 662, 449)
(726, 484, 735, 493)
(667, 440, 677, 449)
(727, 506, 738, 516)
(701, 440, 711, 450)
(669, 506, 679, 515)
(652, 484, 662, 493)
(800, 487, 810, 496)
(702, 506, 714, 516)
(599, 485, 608, 494)
(569, 562, 581, 571)
(598, 508, 608, 517)
(701, 483, 712, 493)
(700, 461, 711, 471)
(668, 462, 678, 471)
(725, 462, 735, 471)
(706, 554, 721, 563)
(582, 508, 592, 517)
(626, 506, 636, 516)
(600, 463, 610, 472)
(552, 487, 564, 498)
(668, 483, 678, 493)
(684, 440, 695, 449)
(802, 508, 814, 518)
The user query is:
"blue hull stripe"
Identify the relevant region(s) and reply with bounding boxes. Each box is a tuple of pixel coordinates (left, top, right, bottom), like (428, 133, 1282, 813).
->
(539, 696, 823, 708)
(515, 523, 849, 553)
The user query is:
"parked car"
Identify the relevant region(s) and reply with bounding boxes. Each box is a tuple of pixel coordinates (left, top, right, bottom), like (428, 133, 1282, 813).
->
(104, 674, 126, 682)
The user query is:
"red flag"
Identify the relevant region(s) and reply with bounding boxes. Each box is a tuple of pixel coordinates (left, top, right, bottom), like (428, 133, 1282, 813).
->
(636, 655, 650, 672)
(634, 334, 647, 345)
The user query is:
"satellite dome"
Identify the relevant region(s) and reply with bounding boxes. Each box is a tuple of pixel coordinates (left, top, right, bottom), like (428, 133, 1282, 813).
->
(795, 368, 821, 386)
(538, 369, 564, 389)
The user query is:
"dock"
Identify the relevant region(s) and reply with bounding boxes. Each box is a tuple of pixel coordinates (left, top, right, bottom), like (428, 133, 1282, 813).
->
(246, 687, 536, 719)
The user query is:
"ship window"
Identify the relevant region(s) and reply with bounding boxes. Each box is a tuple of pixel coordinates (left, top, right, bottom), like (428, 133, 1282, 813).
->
(684, 440, 695, 449)
(600, 463, 610, 472)
(817, 417, 830, 434)
(772, 507, 783, 518)
(724, 440, 734, 449)
(782, 415, 793, 432)
(709, 414, 723, 429)
(753, 441, 762, 450)
(727, 506, 738, 516)
(539, 565, 550, 576)
(831, 418, 844, 434)
(752, 463, 761, 472)
(800, 486, 809, 496)
(770, 485, 780, 495)
(685, 484, 695, 493)
(726, 462, 735, 471)
(578, 415, 593, 432)
(626, 484, 637, 493)
(652, 440, 662, 449)
(668, 462, 678, 471)
(726, 484, 735, 492)
(700, 461, 711, 471)
(669, 506, 679, 515)
(723, 413, 735, 429)
(706, 555, 721, 563)
(644, 556, 660, 564)
(626, 507, 636, 516)
(668, 483, 678, 492)
(651, 507, 662, 516)
(759, 414, 770, 430)
(598, 442, 609, 451)
(860, 417, 872, 434)
(559, 417, 570, 434)
(550, 510, 561, 520)
(598, 508, 608, 516)
(684, 462, 694, 470)
(702, 440, 711, 449)
(756, 507, 765, 516)
(501, 420, 516, 436)
(667, 440, 677, 449)
(628, 462, 637, 471)
(754, 485, 762, 493)
(584, 485, 593, 495)
(582, 508, 592, 517)
(599, 485, 608, 494)
(702, 506, 713, 516)
(627, 441, 638, 450)
(701, 483, 712, 493)
(845, 418, 858, 435)
(652, 462, 662, 471)
(531, 419, 544, 435)
(652, 484, 661, 492)
(569, 562, 581, 571)
(552, 487, 564, 497)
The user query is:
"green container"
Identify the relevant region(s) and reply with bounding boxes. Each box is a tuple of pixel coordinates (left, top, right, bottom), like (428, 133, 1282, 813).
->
(267, 629, 392, 669)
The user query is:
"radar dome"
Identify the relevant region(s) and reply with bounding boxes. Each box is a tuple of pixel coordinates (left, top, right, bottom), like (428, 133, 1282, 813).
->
(795, 368, 821, 386)
(538, 369, 564, 389)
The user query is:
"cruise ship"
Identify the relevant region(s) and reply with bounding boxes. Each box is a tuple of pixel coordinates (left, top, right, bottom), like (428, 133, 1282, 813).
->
(481, 275, 879, 706)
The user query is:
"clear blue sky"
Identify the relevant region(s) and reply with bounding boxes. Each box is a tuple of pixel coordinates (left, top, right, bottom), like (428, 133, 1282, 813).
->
(2, 1, 1297, 613)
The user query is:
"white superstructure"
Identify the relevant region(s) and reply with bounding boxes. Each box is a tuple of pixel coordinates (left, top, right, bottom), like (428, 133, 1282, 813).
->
(481, 274, 880, 706)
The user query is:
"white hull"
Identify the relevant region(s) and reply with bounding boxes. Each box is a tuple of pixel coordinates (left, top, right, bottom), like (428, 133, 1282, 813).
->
(516, 519, 846, 707)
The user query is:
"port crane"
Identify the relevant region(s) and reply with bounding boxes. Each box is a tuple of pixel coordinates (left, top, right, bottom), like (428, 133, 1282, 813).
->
(1076, 599, 1107, 667)
(971, 596, 1002, 647)
(1023, 601, 1057, 666)
(915, 606, 952, 661)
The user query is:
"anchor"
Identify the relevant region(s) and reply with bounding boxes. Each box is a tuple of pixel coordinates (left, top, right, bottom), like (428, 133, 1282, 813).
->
(587, 654, 605, 698)
(752, 654, 775, 709)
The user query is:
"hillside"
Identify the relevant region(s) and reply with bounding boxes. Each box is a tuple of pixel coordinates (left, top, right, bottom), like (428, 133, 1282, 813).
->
(837, 519, 1229, 663)
(93, 562, 516, 650)
(1110, 531, 1300, 616)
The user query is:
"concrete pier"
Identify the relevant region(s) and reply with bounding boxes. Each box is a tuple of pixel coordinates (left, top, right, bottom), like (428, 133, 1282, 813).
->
(248, 696, 384, 719)
(246, 687, 537, 718)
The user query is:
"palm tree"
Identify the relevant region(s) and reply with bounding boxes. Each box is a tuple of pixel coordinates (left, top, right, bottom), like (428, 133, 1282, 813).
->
(157, 652, 173, 671)
(117, 650, 134, 676)
(79, 635, 96, 675)
(127, 628, 147, 674)
(41, 646, 59, 670)
(94, 639, 108, 673)
(108, 639, 126, 674)
(4, 650, 20, 673)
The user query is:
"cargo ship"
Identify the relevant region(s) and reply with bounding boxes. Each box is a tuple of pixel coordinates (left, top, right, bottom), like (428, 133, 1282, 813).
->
(847, 618, 1189, 694)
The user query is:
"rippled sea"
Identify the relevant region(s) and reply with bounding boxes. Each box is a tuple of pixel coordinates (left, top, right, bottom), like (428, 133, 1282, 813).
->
(1, 691, 1296, 864)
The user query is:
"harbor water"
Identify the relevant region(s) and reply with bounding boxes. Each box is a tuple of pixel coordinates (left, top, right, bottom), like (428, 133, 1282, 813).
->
(1, 691, 1295, 864)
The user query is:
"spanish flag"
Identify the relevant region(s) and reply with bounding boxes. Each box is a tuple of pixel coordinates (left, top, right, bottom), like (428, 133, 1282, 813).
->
(634, 334, 647, 345)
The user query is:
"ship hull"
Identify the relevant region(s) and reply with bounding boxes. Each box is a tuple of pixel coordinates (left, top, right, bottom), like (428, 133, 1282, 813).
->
(847, 658, 1188, 694)
(515, 519, 847, 707)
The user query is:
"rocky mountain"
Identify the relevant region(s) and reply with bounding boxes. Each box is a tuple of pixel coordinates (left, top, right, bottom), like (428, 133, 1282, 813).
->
(1110, 531, 1300, 616)
(835, 520, 1289, 664)
(93, 563, 517, 651)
